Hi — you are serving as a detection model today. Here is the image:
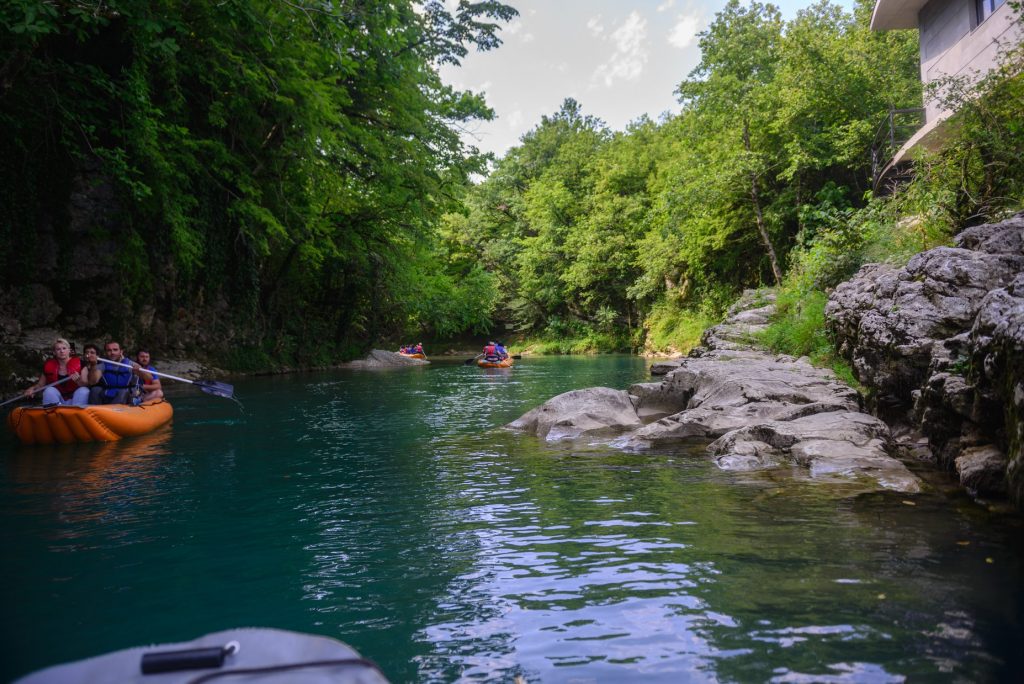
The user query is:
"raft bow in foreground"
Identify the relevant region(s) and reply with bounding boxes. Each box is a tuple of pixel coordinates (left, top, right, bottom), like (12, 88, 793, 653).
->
(7, 401, 173, 445)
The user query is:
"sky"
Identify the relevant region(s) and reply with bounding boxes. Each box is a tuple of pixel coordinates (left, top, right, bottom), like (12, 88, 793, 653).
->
(440, 0, 855, 159)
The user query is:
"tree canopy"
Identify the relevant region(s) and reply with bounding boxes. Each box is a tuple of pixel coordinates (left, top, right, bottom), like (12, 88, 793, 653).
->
(1, 0, 515, 363)
(446, 0, 922, 351)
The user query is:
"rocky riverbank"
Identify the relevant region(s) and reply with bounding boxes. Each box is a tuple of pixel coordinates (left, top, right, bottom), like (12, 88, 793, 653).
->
(509, 290, 922, 496)
(510, 213, 1024, 507)
(827, 212, 1024, 506)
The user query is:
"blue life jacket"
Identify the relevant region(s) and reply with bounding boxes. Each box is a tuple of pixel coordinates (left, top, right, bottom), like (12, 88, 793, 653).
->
(100, 359, 134, 398)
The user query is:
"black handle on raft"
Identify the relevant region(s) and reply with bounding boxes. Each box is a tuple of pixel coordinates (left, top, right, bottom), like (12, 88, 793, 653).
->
(141, 641, 238, 675)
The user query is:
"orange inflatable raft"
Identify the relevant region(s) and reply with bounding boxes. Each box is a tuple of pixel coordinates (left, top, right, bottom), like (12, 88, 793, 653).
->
(477, 357, 513, 368)
(399, 352, 427, 360)
(7, 401, 173, 445)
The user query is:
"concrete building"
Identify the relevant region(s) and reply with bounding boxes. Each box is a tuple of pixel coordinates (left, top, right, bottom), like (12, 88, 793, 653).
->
(871, 0, 1021, 181)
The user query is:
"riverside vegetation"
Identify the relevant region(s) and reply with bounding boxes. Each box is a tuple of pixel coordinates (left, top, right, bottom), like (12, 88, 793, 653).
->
(1, 1, 1022, 463)
(2, 0, 1020, 366)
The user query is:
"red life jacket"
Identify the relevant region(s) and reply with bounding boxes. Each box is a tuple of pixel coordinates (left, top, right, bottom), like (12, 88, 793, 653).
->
(43, 356, 82, 400)
(484, 345, 496, 356)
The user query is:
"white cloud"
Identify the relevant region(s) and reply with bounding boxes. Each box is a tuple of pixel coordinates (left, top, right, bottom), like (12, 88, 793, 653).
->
(668, 14, 700, 49)
(657, 0, 676, 11)
(507, 110, 524, 130)
(506, 20, 523, 35)
(586, 15, 605, 37)
(592, 11, 648, 87)
(522, 32, 535, 43)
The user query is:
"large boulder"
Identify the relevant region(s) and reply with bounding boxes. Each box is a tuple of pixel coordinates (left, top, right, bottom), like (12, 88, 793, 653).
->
(341, 349, 430, 369)
(507, 387, 642, 440)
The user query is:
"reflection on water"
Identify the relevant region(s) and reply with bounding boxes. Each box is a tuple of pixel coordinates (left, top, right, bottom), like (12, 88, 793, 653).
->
(6, 427, 174, 536)
(2, 356, 1023, 682)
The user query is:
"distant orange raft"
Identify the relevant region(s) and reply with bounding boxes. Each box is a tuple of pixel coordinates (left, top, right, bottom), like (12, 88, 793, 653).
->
(7, 401, 173, 445)
(477, 357, 513, 368)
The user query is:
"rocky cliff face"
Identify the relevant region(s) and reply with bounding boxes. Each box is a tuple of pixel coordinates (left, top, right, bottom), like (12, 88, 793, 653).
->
(0, 164, 253, 387)
(826, 213, 1024, 505)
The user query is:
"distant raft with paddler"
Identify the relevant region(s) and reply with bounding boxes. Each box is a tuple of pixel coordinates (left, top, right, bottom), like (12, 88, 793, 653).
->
(7, 400, 173, 445)
(398, 351, 427, 360)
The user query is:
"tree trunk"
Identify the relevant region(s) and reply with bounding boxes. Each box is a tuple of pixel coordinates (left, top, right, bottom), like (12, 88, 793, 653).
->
(743, 121, 783, 285)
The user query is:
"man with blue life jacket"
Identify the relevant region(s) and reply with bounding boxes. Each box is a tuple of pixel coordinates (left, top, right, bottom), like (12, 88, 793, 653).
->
(89, 340, 151, 405)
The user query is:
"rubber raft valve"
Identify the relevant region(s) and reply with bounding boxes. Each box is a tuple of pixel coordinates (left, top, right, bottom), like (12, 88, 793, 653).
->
(140, 640, 240, 674)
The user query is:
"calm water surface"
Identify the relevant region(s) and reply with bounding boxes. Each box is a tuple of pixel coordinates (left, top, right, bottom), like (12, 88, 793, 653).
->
(2, 355, 1023, 682)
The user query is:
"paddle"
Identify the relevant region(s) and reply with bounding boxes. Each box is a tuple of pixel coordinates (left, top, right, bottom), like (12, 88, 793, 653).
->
(100, 359, 235, 400)
(0, 377, 73, 409)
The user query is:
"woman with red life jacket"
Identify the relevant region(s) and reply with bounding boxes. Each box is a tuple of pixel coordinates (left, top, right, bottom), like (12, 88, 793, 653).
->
(22, 337, 91, 406)
(482, 341, 499, 362)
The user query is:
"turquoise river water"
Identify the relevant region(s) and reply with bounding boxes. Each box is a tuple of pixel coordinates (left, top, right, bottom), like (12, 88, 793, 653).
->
(2, 355, 1023, 682)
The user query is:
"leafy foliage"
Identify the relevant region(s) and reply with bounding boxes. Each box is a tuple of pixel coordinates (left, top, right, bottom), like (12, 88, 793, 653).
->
(0, 0, 516, 362)
(447, 0, 922, 354)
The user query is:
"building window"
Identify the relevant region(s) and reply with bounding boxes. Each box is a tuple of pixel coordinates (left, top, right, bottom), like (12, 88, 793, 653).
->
(977, 0, 1005, 24)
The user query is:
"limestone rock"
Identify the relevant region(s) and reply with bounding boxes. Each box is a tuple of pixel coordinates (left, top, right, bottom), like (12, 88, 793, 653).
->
(512, 287, 922, 495)
(955, 445, 1008, 496)
(827, 212, 1024, 505)
(507, 387, 641, 441)
(708, 411, 919, 492)
(341, 349, 430, 369)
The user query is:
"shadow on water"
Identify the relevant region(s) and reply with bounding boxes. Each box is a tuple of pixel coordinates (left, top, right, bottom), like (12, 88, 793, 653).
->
(2, 356, 1023, 682)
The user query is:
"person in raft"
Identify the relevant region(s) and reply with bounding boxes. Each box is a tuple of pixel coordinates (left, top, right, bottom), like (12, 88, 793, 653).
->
(482, 341, 499, 362)
(133, 348, 163, 402)
(89, 340, 151, 405)
(414, 342, 424, 354)
(22, 337, 91, 406)
(75, 343, 104, 394)
(494, 341, 508, 360)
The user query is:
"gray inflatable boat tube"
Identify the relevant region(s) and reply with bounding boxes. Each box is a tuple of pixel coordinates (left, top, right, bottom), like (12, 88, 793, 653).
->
(15, 627, 390, 683)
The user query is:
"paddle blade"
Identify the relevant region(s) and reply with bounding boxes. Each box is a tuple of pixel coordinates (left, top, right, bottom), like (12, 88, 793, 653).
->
(196, 380, 234, 399)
